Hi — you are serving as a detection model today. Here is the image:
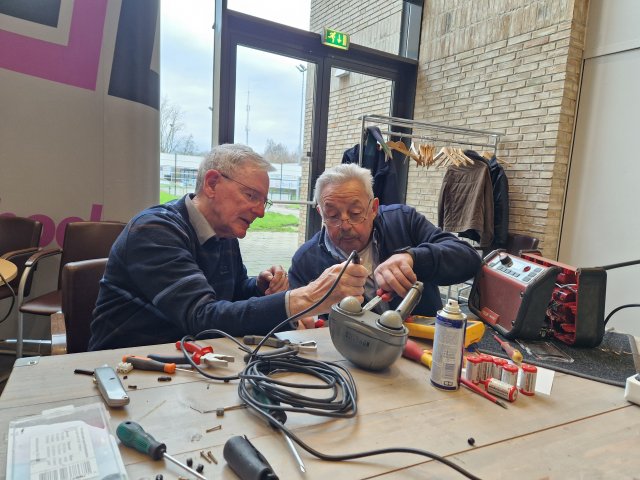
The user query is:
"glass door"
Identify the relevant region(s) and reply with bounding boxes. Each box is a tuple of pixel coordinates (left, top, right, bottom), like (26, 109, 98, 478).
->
(234, 47, 316, 274)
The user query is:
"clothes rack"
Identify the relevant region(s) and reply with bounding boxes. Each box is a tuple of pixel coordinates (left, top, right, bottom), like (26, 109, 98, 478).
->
(358, 114, 502, 165)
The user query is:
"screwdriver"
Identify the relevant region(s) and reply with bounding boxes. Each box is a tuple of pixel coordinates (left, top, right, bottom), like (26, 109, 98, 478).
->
(122, 355, 191, 374)
(116, 421, 207, 480)
(402, 338, 433, 369)
(493, 334, 523, 364)
(253, 389, 306, 473)
(362, 288, 394, 311)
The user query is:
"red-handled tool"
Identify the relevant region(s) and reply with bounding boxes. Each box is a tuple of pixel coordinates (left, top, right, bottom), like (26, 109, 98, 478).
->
(493, 334, 523, 364)
(402, 339, 433, 369)
(362, 288, 394, 311)
(175, 341, 213, 363)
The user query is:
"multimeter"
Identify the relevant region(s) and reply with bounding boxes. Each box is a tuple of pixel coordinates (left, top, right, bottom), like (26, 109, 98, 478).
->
(403, 316, 486, 348)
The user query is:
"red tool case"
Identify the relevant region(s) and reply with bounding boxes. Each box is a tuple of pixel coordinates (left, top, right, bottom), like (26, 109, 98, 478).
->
(520, 253, 607, 347)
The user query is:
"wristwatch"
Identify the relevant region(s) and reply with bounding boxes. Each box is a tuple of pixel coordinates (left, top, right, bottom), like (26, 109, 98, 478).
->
(393, 247, 415, 262)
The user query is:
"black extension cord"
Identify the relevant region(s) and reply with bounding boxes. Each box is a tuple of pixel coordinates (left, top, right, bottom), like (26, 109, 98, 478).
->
(179, 250, 482, 480)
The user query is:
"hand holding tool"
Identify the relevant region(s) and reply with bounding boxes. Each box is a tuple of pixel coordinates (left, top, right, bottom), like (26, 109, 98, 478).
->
(362, 288, 394, 311)
(402, 339, 432, 369)
(460, 378, 507, 409)
(493, 334, 523, 364)
(116, 421, 207, 480)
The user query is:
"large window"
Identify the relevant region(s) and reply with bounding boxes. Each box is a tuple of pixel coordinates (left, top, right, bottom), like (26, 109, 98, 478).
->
(159, 1, 213, 202)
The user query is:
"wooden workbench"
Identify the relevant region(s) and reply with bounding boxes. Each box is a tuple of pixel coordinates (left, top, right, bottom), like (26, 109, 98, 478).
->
(0, 328, 638, 479)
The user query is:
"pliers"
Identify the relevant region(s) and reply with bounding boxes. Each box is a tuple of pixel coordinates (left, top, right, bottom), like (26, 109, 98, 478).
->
(362, 288, 394, 311)
(242, 335, 317, 353)
(148, 340, 234, 368)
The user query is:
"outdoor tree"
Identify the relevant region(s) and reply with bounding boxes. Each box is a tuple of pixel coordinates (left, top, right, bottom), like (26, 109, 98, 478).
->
(160, 96, 197, 155)
(263, 139, 297, 164)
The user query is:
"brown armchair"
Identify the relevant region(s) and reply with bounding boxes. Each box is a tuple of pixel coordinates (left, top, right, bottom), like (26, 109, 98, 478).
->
(0, 217, 43, 303)
(51, 258, 108, 354)
(15, 221, 125, 357)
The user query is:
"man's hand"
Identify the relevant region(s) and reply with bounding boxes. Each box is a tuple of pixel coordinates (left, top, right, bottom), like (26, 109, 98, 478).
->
(374, 253, 417, 298)
(288, 261, 368, 316)
(257, 265, 289, 295)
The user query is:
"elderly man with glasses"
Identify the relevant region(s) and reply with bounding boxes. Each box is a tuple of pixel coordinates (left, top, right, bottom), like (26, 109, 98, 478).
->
(89, 144, 367, 350)
(288, 163, 481, 319)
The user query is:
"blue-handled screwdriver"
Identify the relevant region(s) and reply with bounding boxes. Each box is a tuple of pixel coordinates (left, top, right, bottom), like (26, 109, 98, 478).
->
(116, 421, 207, 480)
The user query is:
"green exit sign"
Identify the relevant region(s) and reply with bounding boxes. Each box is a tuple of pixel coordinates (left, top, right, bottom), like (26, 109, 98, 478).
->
(322, 27, 350, 50)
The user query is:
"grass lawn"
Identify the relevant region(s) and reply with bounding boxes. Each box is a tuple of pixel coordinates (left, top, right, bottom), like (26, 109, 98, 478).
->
(158, 190, 299, 232)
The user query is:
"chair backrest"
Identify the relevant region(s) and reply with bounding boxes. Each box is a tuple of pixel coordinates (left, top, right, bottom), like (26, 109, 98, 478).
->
(0, 216, 42, 254)
(506, 233, 540, 256)
(0, 216, 43, 297)
(61, 257, 108, 353)
(57, 221, 125, 288)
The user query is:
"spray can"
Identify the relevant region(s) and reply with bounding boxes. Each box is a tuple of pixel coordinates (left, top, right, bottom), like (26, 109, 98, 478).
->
(430, 299, 467, 390)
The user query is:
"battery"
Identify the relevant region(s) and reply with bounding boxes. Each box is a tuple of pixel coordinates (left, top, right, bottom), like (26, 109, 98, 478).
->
(519, 363, 538, 396)
(501, 363, 519, 387)
(477, 354, 493, 381)
(492, 357, 508, 380)
(485, 378, 518, 402)
(465, 356, 481, 384)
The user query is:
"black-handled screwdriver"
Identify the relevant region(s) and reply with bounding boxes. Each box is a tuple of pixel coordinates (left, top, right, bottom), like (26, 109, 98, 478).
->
(116, 421, 207, 480)
(253, 389, 306, 473)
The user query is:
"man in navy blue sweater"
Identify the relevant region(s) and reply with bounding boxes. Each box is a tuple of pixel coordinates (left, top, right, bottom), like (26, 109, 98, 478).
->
(289, 163, 482, 318)
(89, 145, 367, 350)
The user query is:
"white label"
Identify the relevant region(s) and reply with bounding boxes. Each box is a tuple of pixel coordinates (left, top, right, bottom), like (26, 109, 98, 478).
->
(29, 422, 100, 480)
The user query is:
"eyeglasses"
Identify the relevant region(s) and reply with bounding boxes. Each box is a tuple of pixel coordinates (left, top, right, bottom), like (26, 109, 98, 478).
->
(321, 199, 372, 227)
(220, 173, 273, 210)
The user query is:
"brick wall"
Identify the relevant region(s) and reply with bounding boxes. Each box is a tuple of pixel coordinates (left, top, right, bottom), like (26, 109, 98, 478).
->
(411, 0, 589, 257)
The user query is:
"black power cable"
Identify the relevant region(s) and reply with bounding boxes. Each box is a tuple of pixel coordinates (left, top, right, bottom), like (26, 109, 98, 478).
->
(180, 250, 482, 479)
(604, 304, 640, 327)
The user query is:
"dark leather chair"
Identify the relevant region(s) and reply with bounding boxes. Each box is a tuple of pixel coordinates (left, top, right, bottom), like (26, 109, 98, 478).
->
(16, 221, 125, 357)
(51, 258, 108, 354)
(0, 217, 42, 302)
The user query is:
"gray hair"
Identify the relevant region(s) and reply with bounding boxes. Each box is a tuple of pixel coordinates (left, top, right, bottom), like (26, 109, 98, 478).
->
(313, 163, 374, 204)
(195, 144, 274, 193)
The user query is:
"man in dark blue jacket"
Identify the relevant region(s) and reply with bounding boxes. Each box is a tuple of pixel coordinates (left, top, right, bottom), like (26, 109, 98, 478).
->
(289, 163, 481, 317)
(89, 145, 367, 350)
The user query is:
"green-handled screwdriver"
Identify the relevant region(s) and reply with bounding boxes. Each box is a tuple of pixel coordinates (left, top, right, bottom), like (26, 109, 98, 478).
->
(116, 421, 207, 480)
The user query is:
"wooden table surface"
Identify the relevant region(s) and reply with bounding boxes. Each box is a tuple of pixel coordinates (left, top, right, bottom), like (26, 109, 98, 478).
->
(0, 259, 17, 285)
(0, 328, 638, 479)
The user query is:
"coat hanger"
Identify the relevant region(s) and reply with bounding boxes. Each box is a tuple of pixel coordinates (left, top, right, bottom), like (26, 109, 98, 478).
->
(387, 140, 420, 163)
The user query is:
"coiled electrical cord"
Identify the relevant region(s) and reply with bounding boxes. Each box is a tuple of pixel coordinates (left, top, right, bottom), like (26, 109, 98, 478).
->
(180, 250, 482, 479)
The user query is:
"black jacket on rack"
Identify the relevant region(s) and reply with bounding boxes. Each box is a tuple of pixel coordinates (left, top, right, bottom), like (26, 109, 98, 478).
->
(464, 150, 509, 253)
(342, 126, 402, 205)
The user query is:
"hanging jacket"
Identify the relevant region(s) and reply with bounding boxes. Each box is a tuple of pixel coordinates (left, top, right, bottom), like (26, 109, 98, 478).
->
(342, 126, 402, 205)
(438, 155, 494, 247)
(462, 150, 509, 252)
